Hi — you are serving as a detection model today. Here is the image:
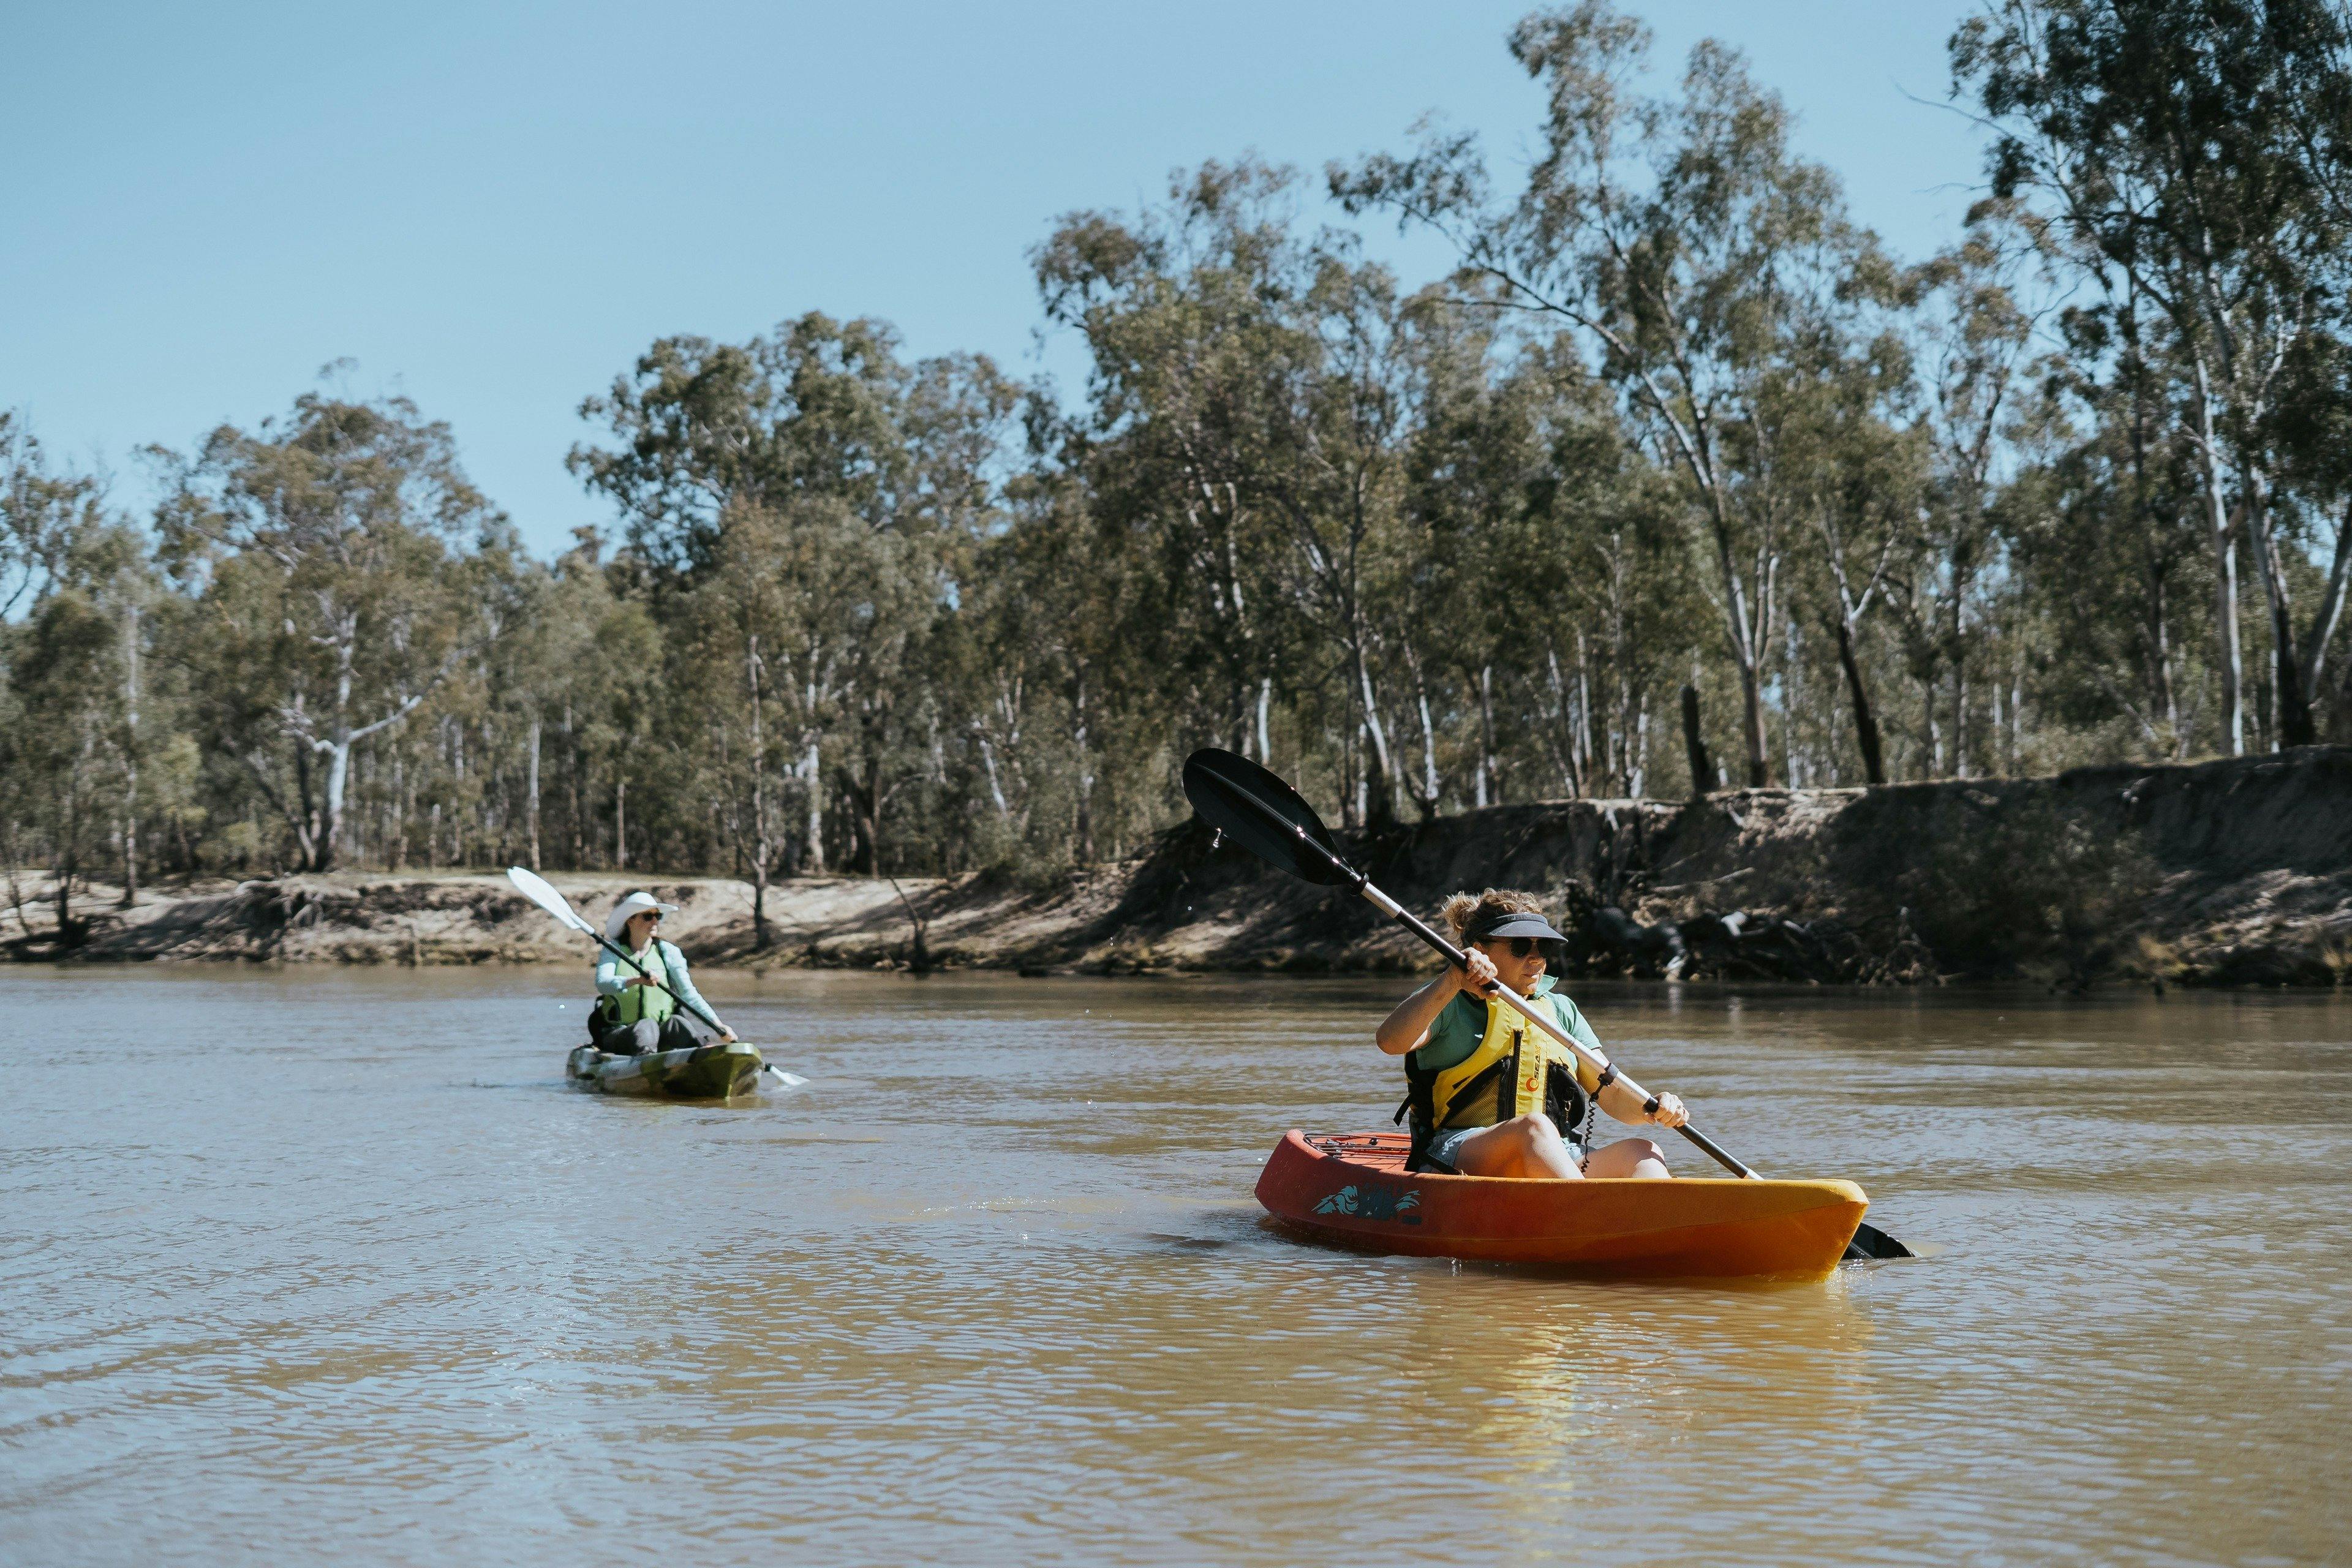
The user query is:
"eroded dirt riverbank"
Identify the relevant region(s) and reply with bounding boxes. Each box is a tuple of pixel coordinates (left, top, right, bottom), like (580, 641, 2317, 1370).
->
(14, 746, 2351, 986)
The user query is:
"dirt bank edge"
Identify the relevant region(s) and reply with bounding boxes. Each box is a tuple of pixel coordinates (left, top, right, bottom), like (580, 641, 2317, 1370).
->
(17, 747, 2351, 987)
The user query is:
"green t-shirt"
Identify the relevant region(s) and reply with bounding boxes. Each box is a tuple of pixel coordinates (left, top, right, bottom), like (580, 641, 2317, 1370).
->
(1410, 974, 1605, 1074)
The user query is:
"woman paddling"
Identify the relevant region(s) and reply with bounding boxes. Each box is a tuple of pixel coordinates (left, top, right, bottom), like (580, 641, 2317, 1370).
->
(1377, 889, 1687, 1178)
(590, 891, 736, 1056)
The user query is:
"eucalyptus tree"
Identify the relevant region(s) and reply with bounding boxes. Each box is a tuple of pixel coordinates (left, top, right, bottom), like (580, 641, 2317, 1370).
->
(1033, 161, 1306, 774)
(962, 444, 1135, 863)
(1045, 160, 1502, 826)
(1395, 293, 1535, 803)
(2011, 263, 2218, 760)
(575, 314, 1016, 874)
(7, 584, 118, 937)
(2008, 389, 2215, 760)
(1273, 241, 1422, 827)
(1787, 347, 1925, 785)
(1956, 0, 2352, 750)
(1335, 2, 1887, 787)
(1895, 214, 2042, 775)
(0, 412, 102, 617)
(1401, 306, 1692, 801)
(154, 389, 503, 872)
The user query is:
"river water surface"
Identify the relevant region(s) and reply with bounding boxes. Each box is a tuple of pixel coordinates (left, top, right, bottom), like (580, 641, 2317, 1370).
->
(5, 967, 2348, 1565)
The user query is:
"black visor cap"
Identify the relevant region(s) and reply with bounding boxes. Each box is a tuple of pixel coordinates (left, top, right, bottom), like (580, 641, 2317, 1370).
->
(1468, 911, 1567, 945)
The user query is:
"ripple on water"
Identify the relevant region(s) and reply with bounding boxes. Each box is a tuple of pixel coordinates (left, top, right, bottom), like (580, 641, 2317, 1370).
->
(2, 970, 2348, 1566)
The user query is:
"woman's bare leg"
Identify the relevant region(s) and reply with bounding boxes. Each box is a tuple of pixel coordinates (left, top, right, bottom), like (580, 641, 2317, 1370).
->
(1452, 1115, 1585, 1180)
(1583, 1137, 1671, 1179)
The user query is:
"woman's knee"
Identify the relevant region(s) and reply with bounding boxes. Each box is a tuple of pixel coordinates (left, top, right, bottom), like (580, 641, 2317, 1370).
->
(1507, 1114, 1561, 1146)
(1585, 1137, 1669, 1178)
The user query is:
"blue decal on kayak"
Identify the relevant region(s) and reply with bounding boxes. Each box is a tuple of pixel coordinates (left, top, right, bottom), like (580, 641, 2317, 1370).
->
(1314, 1182, 1421, 1223)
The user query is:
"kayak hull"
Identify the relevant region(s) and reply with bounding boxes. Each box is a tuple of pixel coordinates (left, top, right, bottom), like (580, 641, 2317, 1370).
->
(1256, 1130, 1868, 1280)
(565, 1041, 765, 1099)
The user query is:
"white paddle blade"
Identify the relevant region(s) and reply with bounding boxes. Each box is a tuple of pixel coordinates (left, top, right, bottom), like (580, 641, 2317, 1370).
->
(507, 867, 597, 935)
(763, 1065, 809, 1090)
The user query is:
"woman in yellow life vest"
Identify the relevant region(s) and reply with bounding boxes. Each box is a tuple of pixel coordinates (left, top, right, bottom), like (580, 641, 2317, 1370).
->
(1376, 888, 1687, 1178)
(590, 890, 737, 1056)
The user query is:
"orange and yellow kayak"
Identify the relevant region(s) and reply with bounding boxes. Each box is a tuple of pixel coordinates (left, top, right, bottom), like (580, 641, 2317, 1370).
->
(1256, 1129, 1869, 1280)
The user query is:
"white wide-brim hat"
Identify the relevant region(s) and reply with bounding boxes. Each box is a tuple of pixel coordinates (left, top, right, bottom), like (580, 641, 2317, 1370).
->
(606, 890, 680, 941)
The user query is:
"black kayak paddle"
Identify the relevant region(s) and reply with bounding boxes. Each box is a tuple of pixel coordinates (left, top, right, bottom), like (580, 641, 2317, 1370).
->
(1179, 748, 1911, 1262)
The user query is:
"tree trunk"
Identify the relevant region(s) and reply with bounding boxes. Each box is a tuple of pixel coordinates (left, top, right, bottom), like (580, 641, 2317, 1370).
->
(1546, 646, 1584, 797)
(748, 636, 770, 946)
(1733, 655, 1770, 788)
(1700, 497, 1774, 787)
(526, 718, 542, 873)
(561, 706, 581, 870)
(391, 753, 410, 871)
(802, 740, 824, 874)
(119, 604, 140, 906)
(290, 741, 320, 870)
(2149, 567, 2180, 756)
(310, 741, 353, 874)
(2198, 419, 2247, 753)
(1923, 679, 1943, 780)
(1475, 664, 1496, 809)
(2244, 474, 2338, 750)
(1680, 684, 1716, 801)
(614, 777, 627, 871)
(1072, 670, 1096, 864)
(1574, 633, 1596, 788)
(1953, 666, 1970, 780)
(857, 755, 882, 874)
(53, 858, 75, 947)
(1629, 692, 1649, 798)
(1832, 613, 1885, 785)
(1354, 642, 1396, 829)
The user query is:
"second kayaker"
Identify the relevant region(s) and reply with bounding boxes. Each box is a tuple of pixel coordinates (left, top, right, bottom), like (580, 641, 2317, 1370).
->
(1376, 888, 1687, 1178)
(590, 890, 737, 1055)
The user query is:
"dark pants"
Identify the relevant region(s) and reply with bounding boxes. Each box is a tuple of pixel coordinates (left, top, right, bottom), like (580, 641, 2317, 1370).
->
(592, 1012, 714, 1057)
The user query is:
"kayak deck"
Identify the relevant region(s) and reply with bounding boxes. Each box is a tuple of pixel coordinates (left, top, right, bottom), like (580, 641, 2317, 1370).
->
(1256, 1130, 1869, 1280)
(565, 1041, 766, 1100)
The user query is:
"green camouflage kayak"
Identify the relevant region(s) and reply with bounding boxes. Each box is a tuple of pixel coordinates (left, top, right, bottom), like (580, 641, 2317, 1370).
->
(565, 1040, 766, 1099)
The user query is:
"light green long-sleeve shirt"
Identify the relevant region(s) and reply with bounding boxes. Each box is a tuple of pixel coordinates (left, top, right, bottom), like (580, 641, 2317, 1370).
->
(593, 938, 720, 1027)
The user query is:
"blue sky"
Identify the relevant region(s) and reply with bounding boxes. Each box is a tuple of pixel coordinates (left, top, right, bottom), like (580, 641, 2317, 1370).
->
(4, 1, 1984, 555)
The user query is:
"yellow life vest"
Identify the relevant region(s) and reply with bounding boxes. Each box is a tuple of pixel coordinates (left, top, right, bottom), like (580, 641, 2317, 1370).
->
(603, 941, 676, 1027)
(1398, 991, 1602, 1167)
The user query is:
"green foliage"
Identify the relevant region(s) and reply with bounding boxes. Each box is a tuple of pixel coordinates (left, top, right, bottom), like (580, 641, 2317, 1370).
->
(6, 4, 2352, 902)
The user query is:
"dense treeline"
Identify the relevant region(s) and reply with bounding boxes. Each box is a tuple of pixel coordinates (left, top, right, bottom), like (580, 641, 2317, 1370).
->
(9, 1, 2352, 945)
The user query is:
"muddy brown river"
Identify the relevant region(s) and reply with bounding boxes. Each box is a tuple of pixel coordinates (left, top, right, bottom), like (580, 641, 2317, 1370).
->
(4, 967, 2348, 1564)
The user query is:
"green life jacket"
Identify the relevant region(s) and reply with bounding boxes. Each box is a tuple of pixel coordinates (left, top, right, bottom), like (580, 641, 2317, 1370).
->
(600, 940, 676, 1028)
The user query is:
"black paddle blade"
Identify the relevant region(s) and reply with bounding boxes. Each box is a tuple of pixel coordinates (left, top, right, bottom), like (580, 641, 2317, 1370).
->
(1844, 1221, 1913, 1261)
(1181, 748, 1355, 887)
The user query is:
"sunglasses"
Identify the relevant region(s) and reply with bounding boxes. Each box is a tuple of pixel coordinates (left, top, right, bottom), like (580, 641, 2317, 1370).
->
(1485, 935, 1564, 962)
